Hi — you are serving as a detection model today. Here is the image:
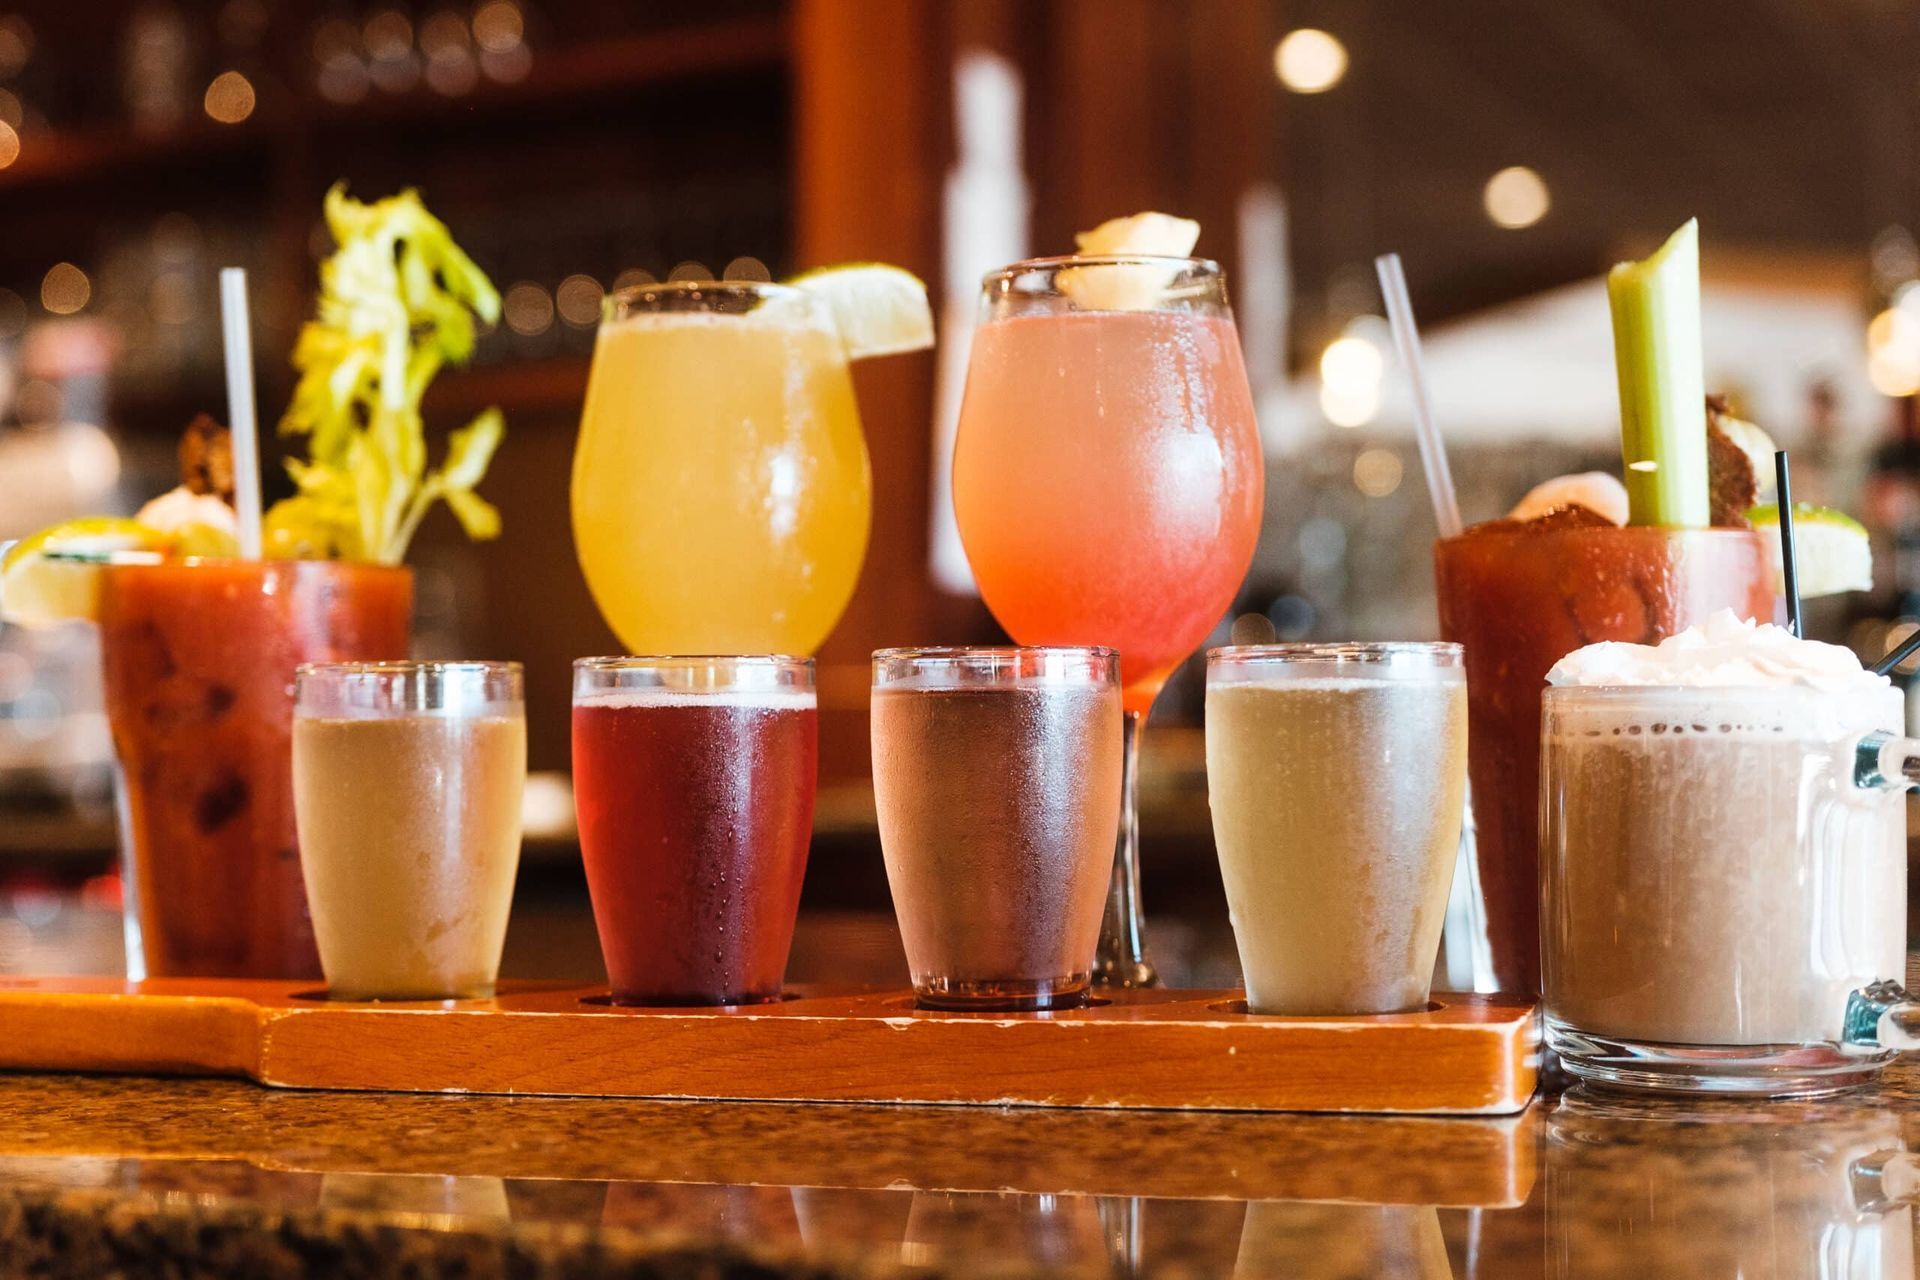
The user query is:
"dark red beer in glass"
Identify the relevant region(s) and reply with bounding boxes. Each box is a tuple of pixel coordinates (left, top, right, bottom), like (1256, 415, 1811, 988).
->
(571, 656, 816, 1005)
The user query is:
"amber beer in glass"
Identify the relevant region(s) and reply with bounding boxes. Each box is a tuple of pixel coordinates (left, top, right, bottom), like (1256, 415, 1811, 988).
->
(1433, 523, 1771, 993)
(871, 647, 1123, 1010)
(572, 656, 817, 1005)
(99, 559, 412, 979)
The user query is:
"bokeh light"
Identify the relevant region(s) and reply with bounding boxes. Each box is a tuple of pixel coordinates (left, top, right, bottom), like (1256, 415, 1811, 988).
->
(555, 274, 603, 327)
(1353, 447, 1404, 497)
(203, 70, 256, 124)
(1483, 166, 1550, 229)
(1274, 29, 1346, 94)
(503, 280, 553, 335)
(723, 256, 772, 283)
(40, 262, 89, 315)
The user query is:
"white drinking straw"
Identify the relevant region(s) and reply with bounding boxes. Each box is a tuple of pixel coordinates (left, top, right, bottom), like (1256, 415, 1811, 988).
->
(1375, 252, 1490, 992)
(1374, 253, 1462, 538)
(219, 267, 264, 559)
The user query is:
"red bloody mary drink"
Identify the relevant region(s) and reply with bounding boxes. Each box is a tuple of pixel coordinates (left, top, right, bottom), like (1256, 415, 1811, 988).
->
(99, 559, 412, 979)
(571, 656, 816, 1005)
(1434, 517, 1772, 994)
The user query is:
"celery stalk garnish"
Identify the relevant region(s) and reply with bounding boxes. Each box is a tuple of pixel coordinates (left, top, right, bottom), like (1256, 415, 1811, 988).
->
(1607, 218, 1709, 528)
(265, 184, 504, 564)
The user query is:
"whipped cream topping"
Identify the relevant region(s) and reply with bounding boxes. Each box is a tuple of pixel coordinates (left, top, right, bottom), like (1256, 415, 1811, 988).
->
(1546, 609, 1888, 692)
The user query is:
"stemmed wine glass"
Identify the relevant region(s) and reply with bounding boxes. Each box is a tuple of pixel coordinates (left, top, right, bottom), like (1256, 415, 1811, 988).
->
(951, 255, 1265, 984)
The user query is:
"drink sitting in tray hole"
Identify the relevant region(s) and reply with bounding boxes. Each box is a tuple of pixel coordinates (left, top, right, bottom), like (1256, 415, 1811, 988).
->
(871, 647, 1122, 1011)
(572, 657, 817, 1006)
(294, 662, 526, 1001)
(1206, 644, 1467, 1015)
(1540, 611, 1920, 1096)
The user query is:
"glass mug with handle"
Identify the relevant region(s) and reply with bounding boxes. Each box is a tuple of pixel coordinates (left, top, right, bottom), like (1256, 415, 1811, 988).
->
(1541, 680, 1920, 1094)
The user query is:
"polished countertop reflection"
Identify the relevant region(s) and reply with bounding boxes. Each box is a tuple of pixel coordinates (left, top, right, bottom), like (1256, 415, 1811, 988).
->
(0, 1053, 1916, 1279)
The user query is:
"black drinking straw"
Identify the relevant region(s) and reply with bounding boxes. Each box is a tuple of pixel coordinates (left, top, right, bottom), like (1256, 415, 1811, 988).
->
(1775, 450, 1802, 639)
(1874, 626, 1920, 676)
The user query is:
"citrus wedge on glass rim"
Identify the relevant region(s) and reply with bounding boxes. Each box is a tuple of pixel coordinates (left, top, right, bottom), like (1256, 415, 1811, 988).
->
(0, 517, 170, 628)
(1747, 502, 1872, 598)
(788, 263, 934, 360)
(1062, 211, 1202, 312)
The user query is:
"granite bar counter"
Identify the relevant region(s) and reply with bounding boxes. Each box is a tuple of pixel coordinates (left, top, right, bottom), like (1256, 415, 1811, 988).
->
(0, 1036, 1916, 1277)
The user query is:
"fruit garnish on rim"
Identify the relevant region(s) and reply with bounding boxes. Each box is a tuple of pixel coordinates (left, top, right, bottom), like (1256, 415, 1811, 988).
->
(1059, 211, 1202, 312)
(787, 263, 934, 360)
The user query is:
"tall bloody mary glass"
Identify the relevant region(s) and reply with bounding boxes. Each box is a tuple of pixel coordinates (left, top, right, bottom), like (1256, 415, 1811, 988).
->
(99, 559, 412, 979)
(1433, 522, 1772, 994)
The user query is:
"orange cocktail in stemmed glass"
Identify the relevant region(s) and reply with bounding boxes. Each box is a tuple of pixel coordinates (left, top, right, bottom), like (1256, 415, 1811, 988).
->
(951, 254, 1265, 985)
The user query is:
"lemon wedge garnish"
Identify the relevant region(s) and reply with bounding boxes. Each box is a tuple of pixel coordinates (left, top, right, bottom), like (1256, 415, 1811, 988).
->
(0, 518, 170, 628)
(1074, 212, 1201, 259)
(788, 263, 934, 360)
(1061, 212, 1202, 312)
(1748, 503, 1873, 598)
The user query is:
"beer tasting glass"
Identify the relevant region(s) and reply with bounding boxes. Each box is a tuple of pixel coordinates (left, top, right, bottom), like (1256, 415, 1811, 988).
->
(1205, 643, 1467, 1015)
(573, 656, 817, 1005)
(1540, 682, 1920, 1094)
(292, 661, 525, 1001)
(951, 255, 1264, 986)
(572, 281, 871, 658)
(871, 646, 1123, 1010)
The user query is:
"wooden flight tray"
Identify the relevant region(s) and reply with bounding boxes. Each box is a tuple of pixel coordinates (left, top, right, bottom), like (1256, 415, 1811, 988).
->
(0, 978, 1539, 1116)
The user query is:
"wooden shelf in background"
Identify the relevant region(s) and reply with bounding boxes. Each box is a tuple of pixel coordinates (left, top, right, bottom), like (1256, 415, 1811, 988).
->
(0, 16, 790, 195)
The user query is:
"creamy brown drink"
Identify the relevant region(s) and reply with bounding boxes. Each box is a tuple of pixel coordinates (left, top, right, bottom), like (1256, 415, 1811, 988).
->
(292, 662, 526, 1001)
(1205, 645, 1467, 1016)
(1541, 612, 1909, 1092)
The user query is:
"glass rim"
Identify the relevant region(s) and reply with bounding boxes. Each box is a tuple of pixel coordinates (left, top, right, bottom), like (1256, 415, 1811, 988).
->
(981, 253, 1220, 285)
(872, 644, 1118, 662)
(1208, 642, 1462, 665)
(573, 654, 814, 670)
(296, 660, 522, 678)
(602, 278, 804, 308)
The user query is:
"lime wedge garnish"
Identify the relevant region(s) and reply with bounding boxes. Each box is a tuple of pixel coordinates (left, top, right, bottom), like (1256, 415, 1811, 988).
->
(1748, 503, 1872, 598)
(788, 263, 934, 360)
(1, 518, 171, 627)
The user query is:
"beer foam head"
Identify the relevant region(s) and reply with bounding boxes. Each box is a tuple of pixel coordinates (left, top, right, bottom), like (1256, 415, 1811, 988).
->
(1547, 609, 1887, 692)
(574, 686, 816, 711)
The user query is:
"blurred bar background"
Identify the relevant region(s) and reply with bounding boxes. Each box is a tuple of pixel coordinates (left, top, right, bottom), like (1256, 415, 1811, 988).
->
(3, 0, 1919, 983)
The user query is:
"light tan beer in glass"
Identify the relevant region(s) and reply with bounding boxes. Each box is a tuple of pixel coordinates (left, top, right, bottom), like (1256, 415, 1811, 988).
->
(293, 661, 526, 1000)
(1205, 643, 1466, 1015)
